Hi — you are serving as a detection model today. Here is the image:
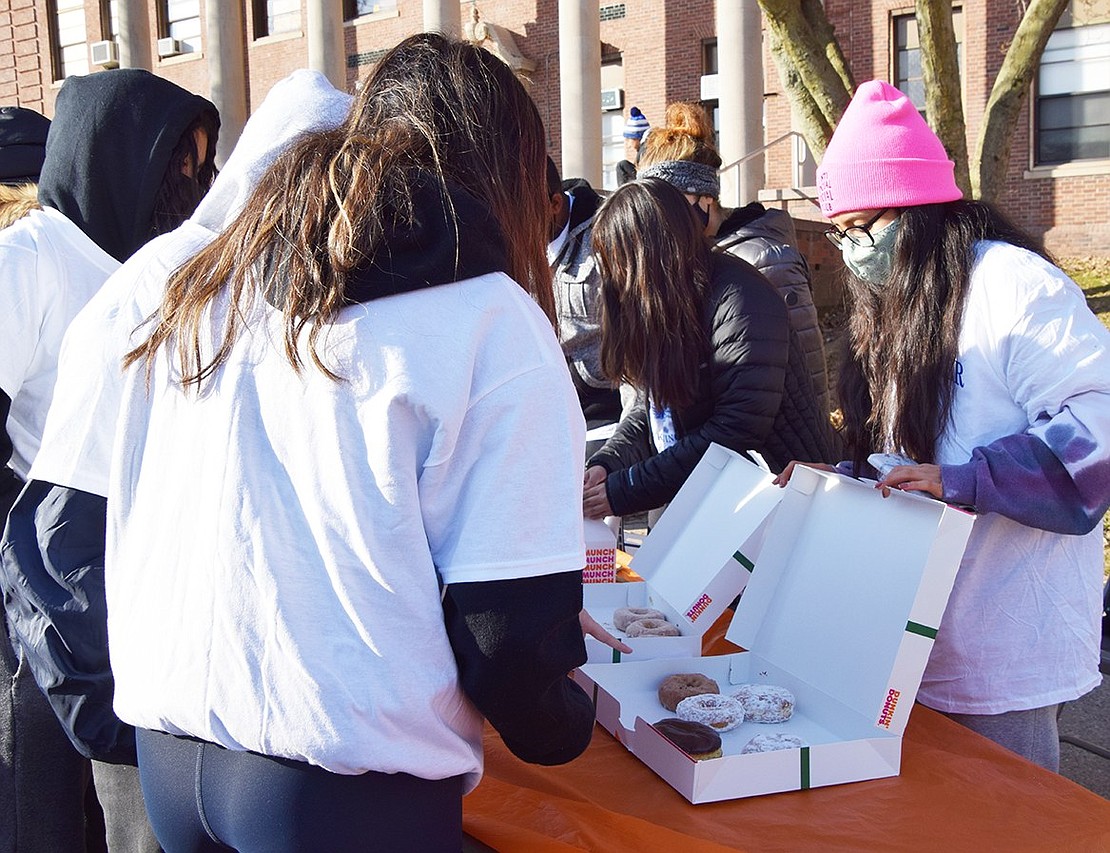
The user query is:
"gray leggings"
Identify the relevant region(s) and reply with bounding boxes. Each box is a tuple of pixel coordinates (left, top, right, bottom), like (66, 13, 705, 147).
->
(944, 704, 1061, 772)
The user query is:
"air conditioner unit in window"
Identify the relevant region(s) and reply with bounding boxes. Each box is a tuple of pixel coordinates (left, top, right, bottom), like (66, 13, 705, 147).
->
(601, 87, 623, 111)
(156, 37, 183, 58)
(90, 40, 119, 68)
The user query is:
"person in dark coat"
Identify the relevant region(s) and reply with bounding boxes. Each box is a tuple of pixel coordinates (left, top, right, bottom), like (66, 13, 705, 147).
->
(583, 178, 837, 519)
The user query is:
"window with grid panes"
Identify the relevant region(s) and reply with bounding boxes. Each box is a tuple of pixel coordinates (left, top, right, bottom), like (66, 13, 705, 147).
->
(50, 0, 89, 79)
(253, 0, 301, 38)
(161, 0, 201, 53)
(892, 9, 964, 112)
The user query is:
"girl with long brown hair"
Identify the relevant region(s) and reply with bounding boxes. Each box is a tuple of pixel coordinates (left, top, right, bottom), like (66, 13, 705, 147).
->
(96, 35, 593, 849)
(583, 178, 835, 520)
(778, 81, 1110, 770)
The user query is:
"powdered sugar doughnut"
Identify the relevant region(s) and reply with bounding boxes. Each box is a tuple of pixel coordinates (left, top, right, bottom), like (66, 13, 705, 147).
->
(613, 607, 666, 631)
(731, 684, 795, 723)
(658, 673, 719, 711)
(676, 694, 745, 732)
(741, 732, 805, 754)
(625, 618, 680, 638)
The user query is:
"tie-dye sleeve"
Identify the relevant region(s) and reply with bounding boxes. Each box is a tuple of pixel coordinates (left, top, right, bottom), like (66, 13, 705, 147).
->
(941, 397, 1110, 534)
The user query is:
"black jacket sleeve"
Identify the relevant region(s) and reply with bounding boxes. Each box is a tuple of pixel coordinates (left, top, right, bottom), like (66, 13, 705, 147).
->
(590, 264, 791, 516)
(442, 570, 594, 765)
(0, 479, 136, 765)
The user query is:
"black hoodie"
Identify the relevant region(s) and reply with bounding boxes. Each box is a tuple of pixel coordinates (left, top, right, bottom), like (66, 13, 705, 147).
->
(37, 68, 218, 263)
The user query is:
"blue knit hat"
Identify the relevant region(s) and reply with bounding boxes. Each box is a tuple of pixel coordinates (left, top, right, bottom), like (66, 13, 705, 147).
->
(623, 106, 650, 140)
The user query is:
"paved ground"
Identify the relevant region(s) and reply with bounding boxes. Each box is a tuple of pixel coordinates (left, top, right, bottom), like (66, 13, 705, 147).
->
(1059, 661, 1110, 799)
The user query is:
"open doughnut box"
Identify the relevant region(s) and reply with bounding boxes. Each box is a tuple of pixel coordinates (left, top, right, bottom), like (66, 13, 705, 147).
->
(573, 444, 975, 803)
(581, 444, 782, 663)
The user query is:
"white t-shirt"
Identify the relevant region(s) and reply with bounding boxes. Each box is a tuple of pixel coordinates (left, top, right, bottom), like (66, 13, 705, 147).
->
(920, 241, 1109, 714)
(0, 207, 118, 479)
(78, 269, 585, 786)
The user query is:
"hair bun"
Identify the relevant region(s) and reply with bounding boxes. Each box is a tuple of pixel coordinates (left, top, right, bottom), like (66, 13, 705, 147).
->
(662, 102, 714, 141)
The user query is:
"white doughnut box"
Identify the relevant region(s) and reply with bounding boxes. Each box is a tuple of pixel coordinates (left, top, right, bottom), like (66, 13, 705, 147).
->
(573, 447, 974, 803)
(582, 444, 782, 663)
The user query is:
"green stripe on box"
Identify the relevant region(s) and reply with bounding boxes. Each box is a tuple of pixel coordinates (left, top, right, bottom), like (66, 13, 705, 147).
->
(905, 620, 939, 640)
(800, 746, 811, 789)
(733, 551, 755, 572)
(611, 648, 622, 664)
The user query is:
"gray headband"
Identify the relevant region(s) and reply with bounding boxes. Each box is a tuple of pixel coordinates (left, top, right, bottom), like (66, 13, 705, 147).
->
(638, 160, 720, 197)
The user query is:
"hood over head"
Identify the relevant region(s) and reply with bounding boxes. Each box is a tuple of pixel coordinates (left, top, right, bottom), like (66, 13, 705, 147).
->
(37, 68, 218, 262)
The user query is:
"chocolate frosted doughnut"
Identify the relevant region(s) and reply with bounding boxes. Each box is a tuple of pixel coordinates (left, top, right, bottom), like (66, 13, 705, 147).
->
(625, 618, 680, 638)
(658, 673, 719, 711)
(731, 684, 795, 723)
(653, 718, 722, 760)
(613, 607, 666, 631)
(676, 694, 745, 732)
(741, 732, 805, 754)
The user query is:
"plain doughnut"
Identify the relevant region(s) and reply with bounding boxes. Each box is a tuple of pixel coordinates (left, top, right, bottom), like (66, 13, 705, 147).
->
(676, 694, 745, 732)
(613, 607, 666, 631)
(625, 618, 680, 638)
(658, 673, 719, 711)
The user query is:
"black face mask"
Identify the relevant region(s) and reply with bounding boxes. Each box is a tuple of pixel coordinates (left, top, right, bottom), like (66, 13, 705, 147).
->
(690, 199, 709, 229)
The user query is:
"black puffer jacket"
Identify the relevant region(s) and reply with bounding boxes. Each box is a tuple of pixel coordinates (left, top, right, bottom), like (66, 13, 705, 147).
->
(588, 253, 838, 516)
(715, 203, 831, 418)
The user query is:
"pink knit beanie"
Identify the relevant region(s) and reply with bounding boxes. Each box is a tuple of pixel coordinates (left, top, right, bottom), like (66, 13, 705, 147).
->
(816, 80, 962, 217)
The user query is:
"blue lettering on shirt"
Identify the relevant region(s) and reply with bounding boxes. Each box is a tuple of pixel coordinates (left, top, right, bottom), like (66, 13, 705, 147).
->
(954, 360, 965, 388)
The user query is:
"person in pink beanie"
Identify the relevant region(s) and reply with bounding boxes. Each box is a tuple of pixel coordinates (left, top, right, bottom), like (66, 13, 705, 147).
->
(776, 80, 1110, 771)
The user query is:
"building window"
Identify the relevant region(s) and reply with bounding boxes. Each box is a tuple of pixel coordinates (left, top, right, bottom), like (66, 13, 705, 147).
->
(99, 0, 118, 40)
(701, 39, 720, 144)
(343, 0, 398, 20)
(49, 0, 89, 80)
(160, 0, 201, 53)
(253, 0, 300, 38)
(892, 9, 964, 111)
(600, 60, 625, 190)
(1036, 20, 1110, 165)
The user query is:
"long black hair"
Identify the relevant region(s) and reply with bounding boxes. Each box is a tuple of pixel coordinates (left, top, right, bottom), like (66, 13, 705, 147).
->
(837, 199, 1052, 470)
(591, 178, 711, 410)
(146, 109, 220, 239)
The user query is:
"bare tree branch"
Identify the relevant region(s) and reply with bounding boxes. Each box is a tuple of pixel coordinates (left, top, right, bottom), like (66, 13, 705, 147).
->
(916, 0, 972, 196)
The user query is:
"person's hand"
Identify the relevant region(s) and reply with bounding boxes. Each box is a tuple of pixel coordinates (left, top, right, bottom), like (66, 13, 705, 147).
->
(877, 464, 942, 499)
(580, 609, 632, 654)
(772, 461, 836, 487)
(583, 466, 612, 519)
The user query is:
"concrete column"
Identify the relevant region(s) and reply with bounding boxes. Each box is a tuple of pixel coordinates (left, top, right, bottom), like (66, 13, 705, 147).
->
(307, 0, 346, 90)
(116, 0, 152, 70)
(716, 1, 764, 207)
(423, 0, 462, 37)
(204, 0, 249, 167)
(558, 0, 602, 185)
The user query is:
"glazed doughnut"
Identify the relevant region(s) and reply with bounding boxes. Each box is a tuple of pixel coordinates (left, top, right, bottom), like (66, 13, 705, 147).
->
(653, 718, 722, 761)
(676, 694, 745, 732)
(613, 607, 666, 631)
(658, 673, 719, 711)
(625, 618, 680, 638)
(731, 684, 795, 723)
(741, 732, 805, 754)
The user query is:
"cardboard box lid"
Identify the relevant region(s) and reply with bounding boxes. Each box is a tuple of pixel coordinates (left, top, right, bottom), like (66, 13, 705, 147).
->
(725, 464, 974, 737)
(630, 443, 783, 637)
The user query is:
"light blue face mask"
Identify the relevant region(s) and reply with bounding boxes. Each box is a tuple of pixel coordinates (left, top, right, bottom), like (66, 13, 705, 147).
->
(841, 216, 900, 284)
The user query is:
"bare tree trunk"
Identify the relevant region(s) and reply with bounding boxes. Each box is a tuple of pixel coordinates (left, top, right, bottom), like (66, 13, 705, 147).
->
(971, 0, 1069, 201)
(759, 0, 853, 144)
(800, 0, 855, 94)
(766, 27, 834, 160)
(916, 0, 972, 197)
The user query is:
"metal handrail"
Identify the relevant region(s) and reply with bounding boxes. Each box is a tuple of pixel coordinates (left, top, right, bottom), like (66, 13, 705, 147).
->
(718, 131, 819, 207)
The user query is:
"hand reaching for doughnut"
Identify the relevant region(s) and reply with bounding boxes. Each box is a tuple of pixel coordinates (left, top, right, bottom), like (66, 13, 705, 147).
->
(582, 466, 612, 519)
(579, 609, 632, 654)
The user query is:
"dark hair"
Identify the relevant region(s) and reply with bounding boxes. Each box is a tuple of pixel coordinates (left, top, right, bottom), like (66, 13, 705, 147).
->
(127, 33, 550, 387)
(591, 177, 710, 410)
(837, 199, 1052, 468)
(147, 109, 219, 239)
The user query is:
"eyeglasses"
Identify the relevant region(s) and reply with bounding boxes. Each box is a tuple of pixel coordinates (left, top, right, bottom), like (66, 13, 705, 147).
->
(824, 208, 891, 248)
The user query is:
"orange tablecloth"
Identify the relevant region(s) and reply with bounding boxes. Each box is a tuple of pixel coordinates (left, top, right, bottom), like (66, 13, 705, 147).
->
(463, 613, 1110, 852)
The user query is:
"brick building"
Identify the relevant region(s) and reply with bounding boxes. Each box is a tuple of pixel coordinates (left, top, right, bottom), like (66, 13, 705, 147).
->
(1, 0, 1107, 274)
